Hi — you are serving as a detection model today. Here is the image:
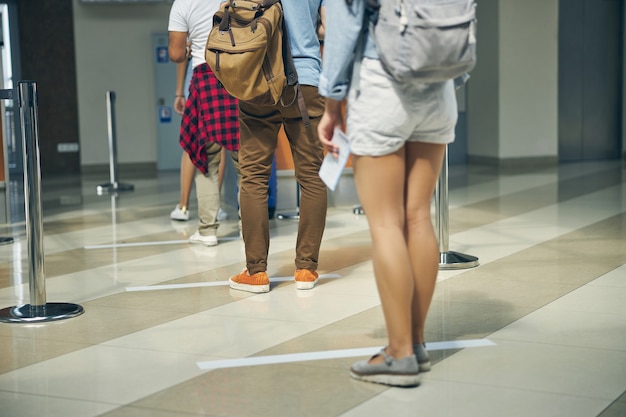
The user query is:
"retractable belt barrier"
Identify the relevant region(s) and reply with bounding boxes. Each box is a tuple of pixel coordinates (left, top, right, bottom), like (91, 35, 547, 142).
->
(97, 90, 134, 195)
(435, 145, 479, 269)
(0, 81, 84, 323)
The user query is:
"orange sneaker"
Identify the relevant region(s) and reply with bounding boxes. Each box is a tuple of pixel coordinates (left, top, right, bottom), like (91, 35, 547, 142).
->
(294, 269, 319, 290)
(229, 269, 270, 293)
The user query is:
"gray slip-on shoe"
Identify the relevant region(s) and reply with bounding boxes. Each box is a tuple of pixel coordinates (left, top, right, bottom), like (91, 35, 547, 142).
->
(414, 343, 431, 372)
(350, 349, 420, 387)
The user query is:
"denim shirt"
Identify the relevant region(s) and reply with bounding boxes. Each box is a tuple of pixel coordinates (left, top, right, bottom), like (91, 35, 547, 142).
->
(319, 0, 378, 101)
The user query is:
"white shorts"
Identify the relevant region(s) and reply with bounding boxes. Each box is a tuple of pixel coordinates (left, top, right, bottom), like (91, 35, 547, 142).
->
(347, 58, 458, 157)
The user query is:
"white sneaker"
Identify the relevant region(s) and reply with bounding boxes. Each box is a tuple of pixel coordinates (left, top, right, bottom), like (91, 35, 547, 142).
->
(217, 208, 229, 221)
(170, 205, 190, 221)
(188, 231, 218, 246)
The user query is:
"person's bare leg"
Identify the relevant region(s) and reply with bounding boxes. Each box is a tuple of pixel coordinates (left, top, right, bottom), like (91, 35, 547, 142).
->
(352, 149, 414, 363)
(178, 151, 195, 209)
(403, 142, 446, 345)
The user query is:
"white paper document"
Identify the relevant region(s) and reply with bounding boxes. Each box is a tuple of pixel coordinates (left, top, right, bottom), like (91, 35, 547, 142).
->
(318, 128, 350, 191)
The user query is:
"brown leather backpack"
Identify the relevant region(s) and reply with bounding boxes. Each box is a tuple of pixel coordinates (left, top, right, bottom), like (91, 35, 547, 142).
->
(205, 0, 298, 106)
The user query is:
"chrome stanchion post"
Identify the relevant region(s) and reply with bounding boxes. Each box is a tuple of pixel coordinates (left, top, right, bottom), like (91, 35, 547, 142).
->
(435, 145, 478, 270)
(277, 181, 300, 221)
(0, 81, 84, 323)
(97, 91, 134, 194)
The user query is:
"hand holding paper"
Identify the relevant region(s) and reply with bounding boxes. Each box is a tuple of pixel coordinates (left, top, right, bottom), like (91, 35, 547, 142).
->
(318, 128, 350, 191)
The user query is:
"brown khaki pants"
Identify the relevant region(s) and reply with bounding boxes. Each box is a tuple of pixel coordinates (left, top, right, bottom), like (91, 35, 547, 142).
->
(238, 85, 327, 274)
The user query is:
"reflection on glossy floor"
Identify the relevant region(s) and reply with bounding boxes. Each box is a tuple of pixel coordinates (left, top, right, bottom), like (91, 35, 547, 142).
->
(0, 161, 625, 417)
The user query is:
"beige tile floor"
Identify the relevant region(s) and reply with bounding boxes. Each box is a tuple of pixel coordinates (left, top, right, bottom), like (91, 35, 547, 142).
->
(0, 160, 625, 417)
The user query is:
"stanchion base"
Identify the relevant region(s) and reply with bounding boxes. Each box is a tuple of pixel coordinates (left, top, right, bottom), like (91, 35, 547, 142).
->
(353, 205, 365, 215)
(276, 211, 299, 221)
(439, 251, 479, 270)
(97, 182, 134, 195)
(0, 302, 84, 323)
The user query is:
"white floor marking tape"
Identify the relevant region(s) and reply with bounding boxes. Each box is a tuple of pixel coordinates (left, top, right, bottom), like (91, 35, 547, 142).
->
(197, 339, 496, 370)
(125, 274, 342, 292)
(84, 237, 240, 250)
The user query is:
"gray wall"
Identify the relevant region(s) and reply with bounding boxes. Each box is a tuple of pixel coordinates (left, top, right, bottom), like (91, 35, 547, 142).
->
(73, 0, 172, 171)
(467, 0, 560, 165)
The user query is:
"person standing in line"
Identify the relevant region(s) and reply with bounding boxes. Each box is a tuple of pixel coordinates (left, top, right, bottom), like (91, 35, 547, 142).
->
(228, 1, 328, 293)
(317, 0, 458, 386)
(168, 0, 240, 246)
(170, 57, 229, 223)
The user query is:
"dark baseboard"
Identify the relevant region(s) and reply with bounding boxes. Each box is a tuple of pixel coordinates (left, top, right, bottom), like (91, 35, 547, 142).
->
(80, 162, 157, 179)
(466, 155, 559, 174)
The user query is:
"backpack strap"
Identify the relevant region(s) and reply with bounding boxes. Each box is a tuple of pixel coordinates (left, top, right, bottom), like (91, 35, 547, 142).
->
(278, 6, 315, 141)
(296, 84, 315, 142)
(281, 15, 299, 87)
(351, 3, 377, 97)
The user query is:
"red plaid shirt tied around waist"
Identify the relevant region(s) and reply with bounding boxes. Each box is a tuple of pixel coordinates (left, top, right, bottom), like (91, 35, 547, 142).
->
(179, 63, 239, 174)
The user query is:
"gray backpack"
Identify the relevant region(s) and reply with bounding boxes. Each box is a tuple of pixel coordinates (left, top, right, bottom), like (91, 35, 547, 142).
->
(366, 0, 477, 83)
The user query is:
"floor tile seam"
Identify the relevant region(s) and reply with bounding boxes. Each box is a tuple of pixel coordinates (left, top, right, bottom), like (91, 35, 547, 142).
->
(0, 333, 94, 347)
(95, 341, 231, 361)
(79, 300, 199, 317)
(100, 404, 206, 417)
(539, 303, 626, 316)
(486, 335, 626, 355)
(587, 283, 626, 289)
(611, 391, 626, 403)
(429, 296, 543, 310)
(0, 387, 124, 407)
(415, 374, 621, 402)
(429, 286, 608, 316)
(197, 308, 377, 327)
